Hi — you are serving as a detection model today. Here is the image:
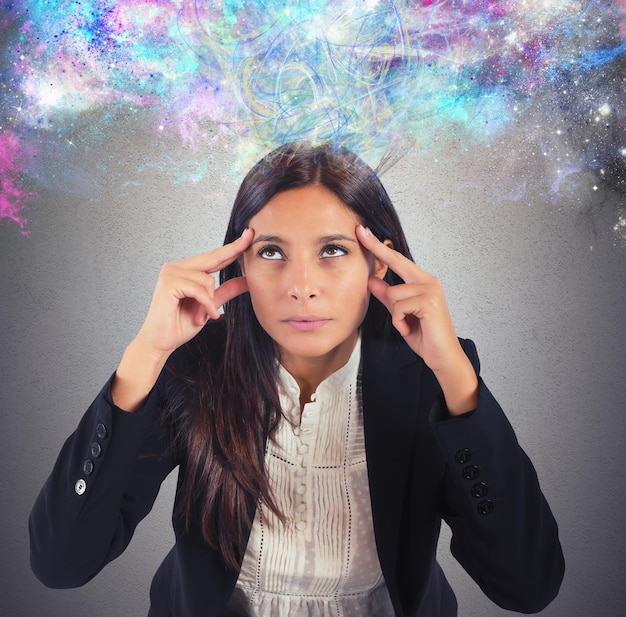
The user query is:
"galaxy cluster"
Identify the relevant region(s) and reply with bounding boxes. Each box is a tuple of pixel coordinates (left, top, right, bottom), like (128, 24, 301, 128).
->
(0, 1, 624, 238)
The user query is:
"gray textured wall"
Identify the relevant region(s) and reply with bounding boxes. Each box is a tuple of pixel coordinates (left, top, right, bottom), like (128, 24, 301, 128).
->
(1, 127, 625, 616)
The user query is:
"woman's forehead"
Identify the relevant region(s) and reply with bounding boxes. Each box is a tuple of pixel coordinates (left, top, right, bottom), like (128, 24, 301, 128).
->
(249, 185, 358, 231)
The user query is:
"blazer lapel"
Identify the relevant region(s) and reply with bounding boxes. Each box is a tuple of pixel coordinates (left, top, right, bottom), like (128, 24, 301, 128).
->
(361, 335, 423, 589)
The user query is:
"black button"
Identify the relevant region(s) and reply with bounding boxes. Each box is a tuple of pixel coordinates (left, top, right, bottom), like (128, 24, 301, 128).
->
(454, 448, 472, 465)
(471, 482, 488, 498)
(83, 459, 94, 475)
(477, 500, 495, 515)
(91, 442, 102, 458)
(96, 423, 108, 439)
(462, 465, 480, 481)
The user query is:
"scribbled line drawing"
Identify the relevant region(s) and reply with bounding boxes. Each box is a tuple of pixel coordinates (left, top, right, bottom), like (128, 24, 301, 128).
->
(1, 1, 624, 235)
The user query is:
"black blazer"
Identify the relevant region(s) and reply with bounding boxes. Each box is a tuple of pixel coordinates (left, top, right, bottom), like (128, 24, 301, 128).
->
(30, 327, 564, 616)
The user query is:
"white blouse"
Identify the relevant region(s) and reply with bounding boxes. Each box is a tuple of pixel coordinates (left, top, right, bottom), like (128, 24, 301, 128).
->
(231, 338, 395, 616)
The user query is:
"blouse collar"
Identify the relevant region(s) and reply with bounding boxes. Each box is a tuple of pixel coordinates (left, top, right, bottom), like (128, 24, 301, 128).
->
(277, 334, 362, 412)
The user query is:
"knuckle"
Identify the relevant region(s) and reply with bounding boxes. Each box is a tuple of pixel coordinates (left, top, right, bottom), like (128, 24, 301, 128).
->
(386, 285, 400, 301)
(159, 261, 177, 280)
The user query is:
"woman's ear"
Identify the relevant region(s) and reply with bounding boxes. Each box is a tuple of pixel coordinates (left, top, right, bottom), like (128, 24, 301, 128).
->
(238, 255, 246, 277)
(373, 239, 393, 279)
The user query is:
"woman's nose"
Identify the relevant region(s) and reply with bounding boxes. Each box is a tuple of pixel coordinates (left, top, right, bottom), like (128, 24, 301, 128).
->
(288, 260, 319, 300)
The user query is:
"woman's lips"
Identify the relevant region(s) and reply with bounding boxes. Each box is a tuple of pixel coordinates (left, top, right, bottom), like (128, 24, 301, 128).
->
(283, 317, 330, 331)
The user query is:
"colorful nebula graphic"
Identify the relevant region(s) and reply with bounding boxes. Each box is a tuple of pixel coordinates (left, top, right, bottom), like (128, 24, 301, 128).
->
(1, 0, 625, 237)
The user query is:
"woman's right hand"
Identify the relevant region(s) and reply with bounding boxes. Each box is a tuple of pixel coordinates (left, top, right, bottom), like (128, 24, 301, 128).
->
(112, 229, 254, 412)
(134, 228, 254, 358)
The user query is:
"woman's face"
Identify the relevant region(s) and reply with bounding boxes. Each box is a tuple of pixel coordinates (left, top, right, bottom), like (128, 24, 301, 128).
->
(242, 184, 386, 377)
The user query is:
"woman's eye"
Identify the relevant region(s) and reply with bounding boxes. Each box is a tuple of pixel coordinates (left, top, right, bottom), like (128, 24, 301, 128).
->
(321, 245, 348, 258)
(258, 246, 284, 260)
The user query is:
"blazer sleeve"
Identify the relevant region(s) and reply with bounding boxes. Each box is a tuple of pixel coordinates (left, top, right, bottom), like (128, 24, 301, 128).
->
(29, 370, 177, 589)
(431, 339, 565, 613)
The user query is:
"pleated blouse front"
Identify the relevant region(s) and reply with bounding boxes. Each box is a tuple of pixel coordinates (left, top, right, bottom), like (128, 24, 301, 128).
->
(231, 337, 395, 616)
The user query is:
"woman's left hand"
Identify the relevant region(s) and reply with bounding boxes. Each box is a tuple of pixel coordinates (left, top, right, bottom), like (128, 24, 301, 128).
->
(356, 225, 478, 415)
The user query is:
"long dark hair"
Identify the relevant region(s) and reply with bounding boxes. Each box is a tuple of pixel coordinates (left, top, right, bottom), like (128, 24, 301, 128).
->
(175, 142, 414, 570)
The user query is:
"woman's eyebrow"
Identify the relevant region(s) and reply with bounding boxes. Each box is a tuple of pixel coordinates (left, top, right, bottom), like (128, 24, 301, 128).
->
(318, 234, 357, 244)
(251, 234, 283, 245)
(251, 233, 357, 245)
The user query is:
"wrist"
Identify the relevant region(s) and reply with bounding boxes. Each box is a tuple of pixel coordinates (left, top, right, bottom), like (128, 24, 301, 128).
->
(127, 334, 172, 370)
(433, 353, 479, 416)
(112, 339, 169, 412)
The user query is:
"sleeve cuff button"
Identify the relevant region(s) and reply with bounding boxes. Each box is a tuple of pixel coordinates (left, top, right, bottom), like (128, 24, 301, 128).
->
(462, 465, 480, 481)
(454, 448, 472, 464)
(75, 479, 87, 495)
(477, 500, 494, 515)
(471, 482, 488, 498)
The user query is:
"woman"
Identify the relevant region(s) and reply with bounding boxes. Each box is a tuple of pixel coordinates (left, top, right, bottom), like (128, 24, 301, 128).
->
(30, 143, 564, 616)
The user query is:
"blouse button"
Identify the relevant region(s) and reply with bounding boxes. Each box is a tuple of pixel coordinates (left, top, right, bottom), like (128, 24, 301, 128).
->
(296, 484, 306, 495)
(295, 521, 307, 530)
(293, 427, 301, 436)
(74, 479, 87, 495)
(297, 444, 309, 454)
(295, 468, 306, 477)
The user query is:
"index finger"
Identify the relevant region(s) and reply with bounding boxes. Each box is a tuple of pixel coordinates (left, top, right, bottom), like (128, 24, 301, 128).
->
(355, 225, 428, 283)
(185, 228, 255, 273)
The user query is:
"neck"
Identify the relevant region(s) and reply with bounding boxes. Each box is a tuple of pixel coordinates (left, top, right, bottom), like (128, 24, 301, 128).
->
(280, 332, 359, 411)
(284, 357, 336, 411)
